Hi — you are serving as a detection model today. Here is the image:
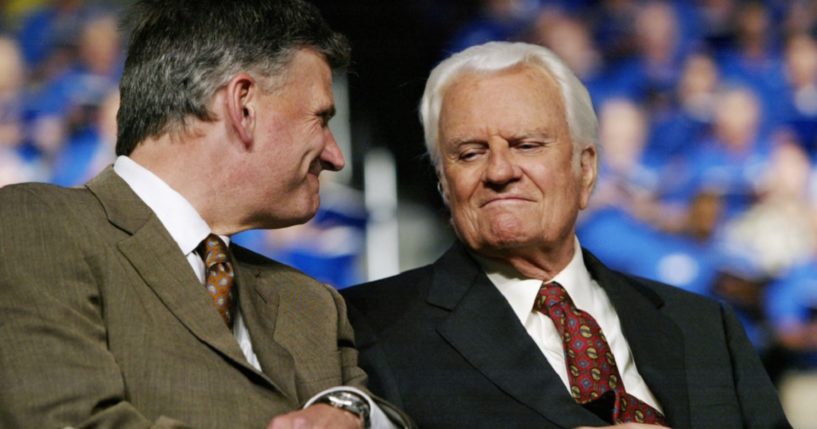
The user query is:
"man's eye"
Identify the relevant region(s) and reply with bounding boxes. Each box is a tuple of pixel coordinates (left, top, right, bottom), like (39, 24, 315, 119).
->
(459, 150, 481, 161)
(320, 115, 331, 127)
(517, 141, 543, 150)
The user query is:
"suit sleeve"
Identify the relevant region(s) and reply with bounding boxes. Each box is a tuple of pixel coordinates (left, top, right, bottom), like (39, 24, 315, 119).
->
(721, 303, 792, 429)
(327, 286, 416, 428)
(326, 284, 369, 389)
(0, 187, 189, 429)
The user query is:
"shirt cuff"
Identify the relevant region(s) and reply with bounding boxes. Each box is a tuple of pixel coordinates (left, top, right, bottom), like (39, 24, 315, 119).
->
(304, 386, 399, 429)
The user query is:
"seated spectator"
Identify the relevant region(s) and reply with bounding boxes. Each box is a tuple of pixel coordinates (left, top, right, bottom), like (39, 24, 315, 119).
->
(716, 1, 786, 131)
(711, 133, 816, 350)
(49, 89, 117, 186)
(606, 1, 687, 113)
(684, 86, 771, 220)
(16, 0, 91, 84)
(780, 32, 817, 159)
(528, 11, 610, 107)
(647, 52, 720, 166)
(717, 132, 815, 285)
(585, 98, 662, 222)
(29, 12, 122, 131)
(0, 35, 45, 185)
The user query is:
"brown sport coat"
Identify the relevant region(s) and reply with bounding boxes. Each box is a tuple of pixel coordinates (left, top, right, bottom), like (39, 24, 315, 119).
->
(0, 168, 371, 428)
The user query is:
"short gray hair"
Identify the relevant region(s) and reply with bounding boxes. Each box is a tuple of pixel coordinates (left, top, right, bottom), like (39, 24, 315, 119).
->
(419, 41, 597, 168)
(116, 0, 350, 156)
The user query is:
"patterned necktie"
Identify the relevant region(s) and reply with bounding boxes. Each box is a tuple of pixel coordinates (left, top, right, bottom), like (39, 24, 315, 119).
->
(533, 282, 667, 425)
(200, 234, 235, 328)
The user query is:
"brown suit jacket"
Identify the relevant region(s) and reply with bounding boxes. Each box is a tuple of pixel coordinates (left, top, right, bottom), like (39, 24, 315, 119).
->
(0, 169, 374, 428)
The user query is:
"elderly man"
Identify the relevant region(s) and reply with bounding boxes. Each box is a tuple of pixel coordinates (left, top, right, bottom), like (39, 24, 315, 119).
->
(341, 42, 790, 429)
(0, 1, 410, 428)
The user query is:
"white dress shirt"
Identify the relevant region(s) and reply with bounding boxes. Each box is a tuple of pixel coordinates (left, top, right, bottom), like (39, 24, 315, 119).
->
(476, 238, 663, 412)
(113, 156, 395, 428)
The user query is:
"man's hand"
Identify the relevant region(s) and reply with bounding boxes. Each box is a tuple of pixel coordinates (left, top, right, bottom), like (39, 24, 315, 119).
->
(576, 424, 671, 429)
(267, 403, 364, 429)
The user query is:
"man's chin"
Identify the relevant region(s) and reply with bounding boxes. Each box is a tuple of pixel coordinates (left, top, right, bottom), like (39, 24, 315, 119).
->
(254, 205, 319, 230)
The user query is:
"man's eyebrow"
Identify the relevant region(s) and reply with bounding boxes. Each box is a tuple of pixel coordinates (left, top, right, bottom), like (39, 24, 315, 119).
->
(444, 136, 484, 147)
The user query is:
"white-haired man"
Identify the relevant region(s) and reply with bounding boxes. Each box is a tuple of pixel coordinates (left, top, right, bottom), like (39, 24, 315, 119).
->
(342, 42, 790, 429)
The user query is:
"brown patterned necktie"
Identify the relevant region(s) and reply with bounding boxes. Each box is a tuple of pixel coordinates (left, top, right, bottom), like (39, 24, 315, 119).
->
(533, 281, 667, 426)
(200, 234, 235, 328)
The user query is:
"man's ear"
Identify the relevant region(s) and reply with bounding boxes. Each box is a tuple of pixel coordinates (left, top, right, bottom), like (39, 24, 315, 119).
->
(225, 73, 257, 147)
(578, 144, 598, 209)
(437, 167, 450, 207)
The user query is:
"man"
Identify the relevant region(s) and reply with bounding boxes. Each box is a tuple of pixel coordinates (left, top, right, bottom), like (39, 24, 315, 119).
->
(0, 1, 409, 428)
(342, 42, 790, 429)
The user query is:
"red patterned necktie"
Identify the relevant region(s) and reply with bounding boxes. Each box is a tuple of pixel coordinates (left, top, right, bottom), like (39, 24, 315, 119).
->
(200, 234, 235, 328)
(533, 282, 667, 425)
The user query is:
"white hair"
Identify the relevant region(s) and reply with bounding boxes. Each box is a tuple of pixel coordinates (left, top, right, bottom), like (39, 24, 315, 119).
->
(419, 41, 598, 168)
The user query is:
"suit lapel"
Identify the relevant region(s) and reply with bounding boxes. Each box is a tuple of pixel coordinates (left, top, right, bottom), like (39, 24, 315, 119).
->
(234, 256, 298, 404)
(86, 169, 270, 384)
(429, 244, 609, 428)
(585, 250, 691, 429)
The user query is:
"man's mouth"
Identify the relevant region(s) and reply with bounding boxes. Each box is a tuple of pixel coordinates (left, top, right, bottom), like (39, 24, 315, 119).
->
(480, 196, 531, 208)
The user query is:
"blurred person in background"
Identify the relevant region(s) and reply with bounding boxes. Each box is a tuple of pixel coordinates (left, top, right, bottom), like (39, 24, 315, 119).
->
(0, 34, 44, 185)
(647, 52, 720, 167)
(780, 32, 817, 159)
(685, 86, 771, 220)
(579, 98, 720, 297)
(27, 11, 122, 152)
(16, 0, 90, 84)
(694, 0, 737, 50)
(711, 133, 817, 351)
(343, 41, 789, 429)
(606, 1, 686, 113)
(590, 0, 641, 63)
(48, 87, 117, 186)
(584, 98, 661, 223)
(528, 11, 609, 107)
(716, 1, 786, 130)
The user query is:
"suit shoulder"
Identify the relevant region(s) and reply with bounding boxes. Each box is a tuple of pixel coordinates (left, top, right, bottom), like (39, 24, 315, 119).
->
(0, 182, 93, 207)
(621, 270, 722, 311)
(341, 265, 433, 314)
(232, 244, 328, 294)
(0, 182, 99, 230)
(232, 244, 318, 280)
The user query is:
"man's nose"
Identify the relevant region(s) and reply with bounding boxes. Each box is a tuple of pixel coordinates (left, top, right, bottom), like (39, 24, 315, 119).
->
(483, 144, 520, 185)
(319, 129, 345, 172)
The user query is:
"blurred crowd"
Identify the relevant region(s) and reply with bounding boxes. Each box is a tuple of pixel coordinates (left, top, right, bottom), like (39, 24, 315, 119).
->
(2, 0, 817, 412)
(0, 0, 121, 188)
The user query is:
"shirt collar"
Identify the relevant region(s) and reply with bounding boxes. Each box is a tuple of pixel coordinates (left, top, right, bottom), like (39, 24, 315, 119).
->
(476, 237, 593, 322)
(113, 156, 227, 255)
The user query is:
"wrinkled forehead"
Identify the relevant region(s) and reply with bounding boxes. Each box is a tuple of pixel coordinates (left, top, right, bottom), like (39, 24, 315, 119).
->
(437, 63, 567, 134)
(440, 60, 559, 103)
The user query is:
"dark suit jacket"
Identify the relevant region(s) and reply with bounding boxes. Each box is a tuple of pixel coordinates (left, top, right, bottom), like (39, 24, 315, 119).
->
(342, 242, 791, 429)
(0, 169, 375, 428)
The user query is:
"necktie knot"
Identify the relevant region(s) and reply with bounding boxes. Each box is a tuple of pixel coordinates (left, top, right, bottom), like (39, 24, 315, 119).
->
(533, 281, 569, 312)
(199, 234, 235, 327)
(201, 235, 230, 269)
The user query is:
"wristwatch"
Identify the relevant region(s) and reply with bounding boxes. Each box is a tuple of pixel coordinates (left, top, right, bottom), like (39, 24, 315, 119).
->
(314, 390, 371, 428)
